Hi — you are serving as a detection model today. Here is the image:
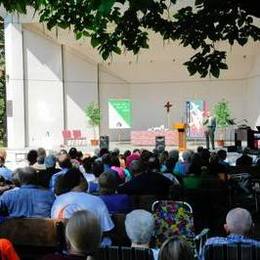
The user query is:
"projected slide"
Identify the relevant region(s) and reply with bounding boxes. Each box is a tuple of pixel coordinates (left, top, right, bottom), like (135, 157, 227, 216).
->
(109, 99, 132, 129)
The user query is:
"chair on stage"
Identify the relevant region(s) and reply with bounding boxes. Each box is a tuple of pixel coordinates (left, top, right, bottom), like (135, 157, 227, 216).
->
(62, 130, 74, 146)
(72, 130, 86, 146)
(151, 200, 209, 258)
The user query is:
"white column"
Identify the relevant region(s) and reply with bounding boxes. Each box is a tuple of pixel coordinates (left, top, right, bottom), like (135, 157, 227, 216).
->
(4, 16, 26, 149)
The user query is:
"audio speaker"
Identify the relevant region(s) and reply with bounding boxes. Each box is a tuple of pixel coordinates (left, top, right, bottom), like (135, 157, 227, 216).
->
(100, 136, 109, 150)
(155, 136, 165, 151)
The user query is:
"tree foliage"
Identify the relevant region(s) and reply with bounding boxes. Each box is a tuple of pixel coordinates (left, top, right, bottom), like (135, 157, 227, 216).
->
(0, 0, 260, 78)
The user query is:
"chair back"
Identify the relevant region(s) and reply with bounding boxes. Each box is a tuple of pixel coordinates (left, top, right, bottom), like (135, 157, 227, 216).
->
(96, 246, 153, 260)
(0, 218, 64, 259)
(152, 200, 195, 247)
(204, 243, 260, 260)
(72, 130, 82, 139)
(62, 130, 72, 140)
(110, 214, 130, 246)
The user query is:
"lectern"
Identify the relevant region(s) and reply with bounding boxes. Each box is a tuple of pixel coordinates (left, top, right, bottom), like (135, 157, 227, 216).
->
(174, 122, 188, 151)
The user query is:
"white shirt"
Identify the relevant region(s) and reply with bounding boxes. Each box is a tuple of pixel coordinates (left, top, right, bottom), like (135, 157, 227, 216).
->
(51, 192, 114, 232)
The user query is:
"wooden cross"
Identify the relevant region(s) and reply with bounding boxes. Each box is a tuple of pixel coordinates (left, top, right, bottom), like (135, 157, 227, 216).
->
(164, 101, 173, 113)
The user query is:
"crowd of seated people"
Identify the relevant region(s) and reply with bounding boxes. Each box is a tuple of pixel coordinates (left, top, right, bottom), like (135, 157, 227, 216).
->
(0, 146, 260, 259)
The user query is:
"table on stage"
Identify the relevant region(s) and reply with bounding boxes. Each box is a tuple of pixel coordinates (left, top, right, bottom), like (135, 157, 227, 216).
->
(130, 130, 178, 146)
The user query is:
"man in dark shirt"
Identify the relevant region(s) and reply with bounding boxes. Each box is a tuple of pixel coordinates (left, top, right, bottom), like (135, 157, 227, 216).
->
(117, 160, 173, 196)
(236, 148, 253, 167)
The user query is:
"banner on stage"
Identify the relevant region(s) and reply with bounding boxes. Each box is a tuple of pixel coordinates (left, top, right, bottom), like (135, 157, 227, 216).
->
(108, 99, 132, 129)
(186, 100, 206, 138)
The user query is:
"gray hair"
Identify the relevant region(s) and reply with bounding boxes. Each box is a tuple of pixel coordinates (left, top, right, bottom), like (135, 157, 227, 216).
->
(18, 167, 36, 185)
(226, 208, 252, 235)
(66, 210, 102, 255)
(125, 210, 155, 245)
(182, 151, 192, 162)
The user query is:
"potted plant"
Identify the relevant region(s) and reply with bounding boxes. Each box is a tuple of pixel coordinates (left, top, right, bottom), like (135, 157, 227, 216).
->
(213, 99, 232, 147)
(85, 102, 101, 146)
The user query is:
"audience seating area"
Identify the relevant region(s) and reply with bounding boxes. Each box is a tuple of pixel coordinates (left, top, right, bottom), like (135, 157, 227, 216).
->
(204, 244, 260, 260)
(1, 146, 260, 259)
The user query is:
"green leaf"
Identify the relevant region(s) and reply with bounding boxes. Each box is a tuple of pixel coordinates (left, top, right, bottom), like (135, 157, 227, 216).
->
(210, 65, 220, 78)
(98, 0, 115, 15)
(76, 32, 83, 40)
(102, 50, 110, 60)
(113, 46, 122, 54)
(219, 63, 228, 70)
(91, 37, 100, 48)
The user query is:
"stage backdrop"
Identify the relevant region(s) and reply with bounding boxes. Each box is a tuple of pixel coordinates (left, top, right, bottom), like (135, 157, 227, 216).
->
(108, 99, 132, 129)
(186, 100, 206, 138)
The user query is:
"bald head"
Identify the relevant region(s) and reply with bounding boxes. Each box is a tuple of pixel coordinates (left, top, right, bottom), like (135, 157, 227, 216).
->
(225, 208, 253, 235)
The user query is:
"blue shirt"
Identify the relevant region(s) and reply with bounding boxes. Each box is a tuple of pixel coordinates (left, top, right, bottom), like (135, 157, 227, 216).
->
(49, 168, 69, 192)
(203, 234, 260, 259)
(0, 185, 55, 217)
(99, 194, 131, 214)
(0, 167, 13, 182)
(205, 234, 260, 246)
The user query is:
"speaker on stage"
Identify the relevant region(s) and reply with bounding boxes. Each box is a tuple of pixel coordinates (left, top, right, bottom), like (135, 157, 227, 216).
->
(155, 136, 165, 152)
(100, 136, 109, 150)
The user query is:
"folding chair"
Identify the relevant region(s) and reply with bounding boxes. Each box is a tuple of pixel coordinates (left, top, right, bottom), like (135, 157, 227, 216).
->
(72, 130, 86, 146)
(152, 200, 209, 258)
(62, 130, 74, 146)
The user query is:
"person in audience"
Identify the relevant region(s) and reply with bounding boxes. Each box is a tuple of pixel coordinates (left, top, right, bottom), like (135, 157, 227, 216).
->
(0, 167, 54, 217)
(101, 153, 111, 171)
(125, 209, 159, 260)
(50, 154, 72, 193)
(44, 154, 60, 175)
(0, 151, 12, 182)
(117, 160, 173, 196)
(99, 148, 109, 158)
(236, 148, 253, 167)
(110, 155, 126, 183)
(165, 149, 179, 173)
(99, 171, 131, 214)
(37, 147, 47, 163)
(159, 151, 169, 173)
(27, 150, 38, 166)
(69, 147, 80, 168)
(42, 210, 101, 260)
(81, 157, 95, 182)
(123, 150, 131, 160)
(0, 239, 20, 260)
(158, 236, 194, 260)
(126, 152, 140, 168)
(112, 148, 120, 157)
(87, 159, 104, 194)
(205, 208, 260, 248)
(51, 168, 114, 242)
(174, 151, 192, 176)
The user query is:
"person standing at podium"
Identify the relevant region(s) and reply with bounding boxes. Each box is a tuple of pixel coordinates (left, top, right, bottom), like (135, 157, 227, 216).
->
(203, 111, 216, 150)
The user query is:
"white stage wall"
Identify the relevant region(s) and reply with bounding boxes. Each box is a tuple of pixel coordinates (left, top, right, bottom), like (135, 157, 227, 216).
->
(4, 20, 260, 148)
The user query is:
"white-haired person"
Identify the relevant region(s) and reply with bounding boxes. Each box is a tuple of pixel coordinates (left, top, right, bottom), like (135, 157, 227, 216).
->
(125, 209, 159, 260)
(42, 210, 102, 260)
(205, 207, 260, 248)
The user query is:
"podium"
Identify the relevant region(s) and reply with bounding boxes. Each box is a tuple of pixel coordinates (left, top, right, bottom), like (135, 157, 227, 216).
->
(174, 122, 188, 151)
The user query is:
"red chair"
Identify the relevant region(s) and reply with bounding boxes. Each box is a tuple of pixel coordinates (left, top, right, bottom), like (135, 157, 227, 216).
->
(62, 130, 73, 146)
(72, 130, 86, 146)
